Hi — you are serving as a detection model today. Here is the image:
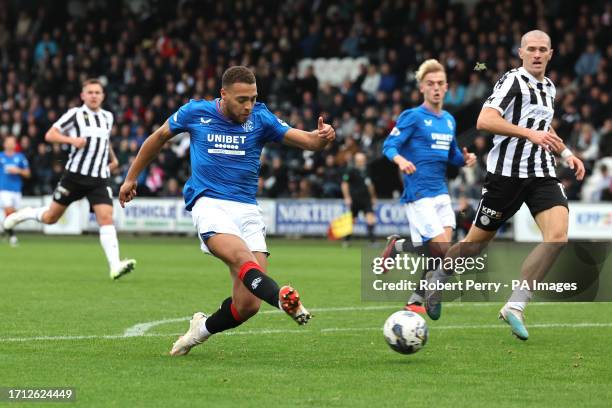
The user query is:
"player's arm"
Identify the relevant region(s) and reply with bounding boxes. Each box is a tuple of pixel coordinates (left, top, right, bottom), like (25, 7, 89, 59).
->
(382, 122, 416, 174)
(282, 117, 335, 151)
(45, 126, 87, 149)
(341, 175, 351, 206)
(549, 127, 585, 181)
(366, 178, 377, 202)
(119, 121, 175, 206)
(108, 144, 119, 173)
(7, 162, 31, 178)
(448, 139, 476, 168)
(476, 107, 563, 151)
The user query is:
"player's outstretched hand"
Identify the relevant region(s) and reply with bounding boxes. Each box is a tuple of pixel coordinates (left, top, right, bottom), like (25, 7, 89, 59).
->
(317, 117, 336, 142)
(526, 129, 562, 152)
(565, 154, 585, 181)
(119, 180, 138, 208)
(462, 147, 477, 167)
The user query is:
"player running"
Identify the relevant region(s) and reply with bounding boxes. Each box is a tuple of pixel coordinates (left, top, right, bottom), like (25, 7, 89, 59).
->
(424, 31, 585, 340)
(3, 79, 136, 279)
(380, 59, 476, 313)
(118, 66, 336, 356)
(0, 135, 31, 247)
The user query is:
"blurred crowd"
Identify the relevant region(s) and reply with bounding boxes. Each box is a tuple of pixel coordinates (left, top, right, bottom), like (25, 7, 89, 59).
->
(0, 0, 610, 202)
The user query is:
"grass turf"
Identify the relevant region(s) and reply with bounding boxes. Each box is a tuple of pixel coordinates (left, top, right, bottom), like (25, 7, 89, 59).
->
(1, 235, 611, 407)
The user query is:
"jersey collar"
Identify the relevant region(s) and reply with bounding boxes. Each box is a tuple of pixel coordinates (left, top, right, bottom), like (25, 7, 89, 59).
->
(418, 103, 444, 118)
(518, 67, 546, 85)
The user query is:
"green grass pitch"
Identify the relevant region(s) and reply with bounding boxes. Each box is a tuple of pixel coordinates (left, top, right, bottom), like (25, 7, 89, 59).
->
(1, 235, 611, 407)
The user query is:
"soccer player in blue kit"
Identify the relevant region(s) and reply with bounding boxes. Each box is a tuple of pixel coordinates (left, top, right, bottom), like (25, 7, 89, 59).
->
(0, 135, 30, 246)
(380, 59, 476, 312)
(119, 66, 336, 356)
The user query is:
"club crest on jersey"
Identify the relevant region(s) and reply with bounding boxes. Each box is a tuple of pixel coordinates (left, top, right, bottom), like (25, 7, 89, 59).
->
(424, 119, 432, 127)
(242, 119, 254, 132)
(447, 119, 454, 130)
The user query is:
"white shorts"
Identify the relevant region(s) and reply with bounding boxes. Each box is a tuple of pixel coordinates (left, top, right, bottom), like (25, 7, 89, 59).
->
(405, 194, 455, 244)
(0, 190, 22, 210)
(191, 196, 267, 255)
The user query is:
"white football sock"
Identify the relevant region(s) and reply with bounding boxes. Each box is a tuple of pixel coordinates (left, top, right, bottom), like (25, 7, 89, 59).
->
(507, 287, 533, 311)
(201, 321, 212, 338)
(99, 225, 121, 271)
(394, 239, 405, 252)
(35, 206, 49, 222)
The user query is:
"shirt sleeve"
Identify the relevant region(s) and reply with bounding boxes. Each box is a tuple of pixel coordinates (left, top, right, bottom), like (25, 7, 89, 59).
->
(482, 72, 519, 116)
(168, 100, 195, 134)
(382, 110, 416, 161)
(19, 154, 30, 170)
(260, 105, 291, 143)
(53, 108, 78, 133)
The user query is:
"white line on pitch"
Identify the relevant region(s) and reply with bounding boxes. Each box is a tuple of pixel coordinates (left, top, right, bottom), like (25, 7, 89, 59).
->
(121, 302, 563, 337)
(2, 322, 612, 343)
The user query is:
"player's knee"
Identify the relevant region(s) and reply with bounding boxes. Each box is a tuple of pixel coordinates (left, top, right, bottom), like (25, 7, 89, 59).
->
(544, 230, 568, 243)
(233, 250, 257, 271)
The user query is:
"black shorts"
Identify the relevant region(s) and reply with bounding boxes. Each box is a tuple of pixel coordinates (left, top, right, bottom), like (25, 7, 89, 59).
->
(474, 172, 568, 231)
(351, 195, 373, 217)
(53, 172, 113, 208)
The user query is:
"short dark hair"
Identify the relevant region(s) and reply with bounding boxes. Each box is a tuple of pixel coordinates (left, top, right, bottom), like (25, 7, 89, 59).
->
(222, 66, 256, 88)
(82, 78, 104, 91)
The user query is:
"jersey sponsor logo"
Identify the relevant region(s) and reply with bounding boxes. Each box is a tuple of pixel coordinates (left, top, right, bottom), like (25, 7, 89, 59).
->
(242, 119, 254, 132)
(480, 206, 502, 220)
(389, 127, 400, 136)
(430, 133, 453, 150)
(423, 119, 433, 127)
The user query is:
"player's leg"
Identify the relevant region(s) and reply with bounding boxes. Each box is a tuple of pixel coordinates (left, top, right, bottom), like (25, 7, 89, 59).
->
(3, 200, 67, 229)
(405, 227, 453, 313)
(425, 175, 525, 321)
(499, 180, 569, 340)
(2, 173, 83, 230)
(1, 191, 18, 246)
(92, 203, 135, 280)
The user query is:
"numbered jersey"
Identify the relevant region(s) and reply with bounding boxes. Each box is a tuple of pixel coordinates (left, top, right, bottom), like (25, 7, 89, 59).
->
(483, 67, 557, 178)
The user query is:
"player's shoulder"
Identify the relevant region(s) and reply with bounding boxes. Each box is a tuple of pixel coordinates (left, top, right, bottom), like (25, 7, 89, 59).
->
(64, 106, 82, 115)
(396, 107, 420, 125)
(182, 98, 215, 113)
(493, 68, 521, 88)
(440, 110, 456, 122)
(100, 108, 114, 118)
(543, 76, 556, 92)
(252, 102, 274, 116)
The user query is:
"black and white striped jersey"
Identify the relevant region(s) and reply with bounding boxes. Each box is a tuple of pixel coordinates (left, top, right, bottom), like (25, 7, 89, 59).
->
(52, 105, 114, 179)
(482, 67, 557, 178)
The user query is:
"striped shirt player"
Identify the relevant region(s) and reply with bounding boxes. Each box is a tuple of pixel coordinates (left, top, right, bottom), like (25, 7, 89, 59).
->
(472, 65, 571, 232)
(55, 105, 114, 179)
(484, 66, 557, 178)
(2, 79, 135, 280)
(423, 32, 586, 341)
(48, 102, 116, 207)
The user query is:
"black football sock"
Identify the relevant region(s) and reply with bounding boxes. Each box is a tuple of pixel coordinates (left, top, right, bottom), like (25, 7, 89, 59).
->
(238, 261, 280, 308)
(6, 228, 14, 238)
(204, 297, 244, 334)
(367, 224, 375, 242)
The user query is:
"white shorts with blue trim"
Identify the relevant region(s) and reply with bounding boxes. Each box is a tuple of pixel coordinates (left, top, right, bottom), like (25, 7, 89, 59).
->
(405, 194, 455, 244)
(0, 190, 22, 209)
(191, 196, 267, 255)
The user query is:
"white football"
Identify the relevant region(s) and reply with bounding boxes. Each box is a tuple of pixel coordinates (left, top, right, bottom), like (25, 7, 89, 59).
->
(383, 310, 428, 354)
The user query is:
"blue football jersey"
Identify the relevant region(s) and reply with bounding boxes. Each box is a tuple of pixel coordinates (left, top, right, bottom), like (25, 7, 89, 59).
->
(169, 99, 290, 209)
(382, 104, 464, 203)
(0, 152, 29, 193)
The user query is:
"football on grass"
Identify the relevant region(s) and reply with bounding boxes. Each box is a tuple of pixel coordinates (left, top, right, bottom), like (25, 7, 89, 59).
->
(383, 310, 428, 354)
